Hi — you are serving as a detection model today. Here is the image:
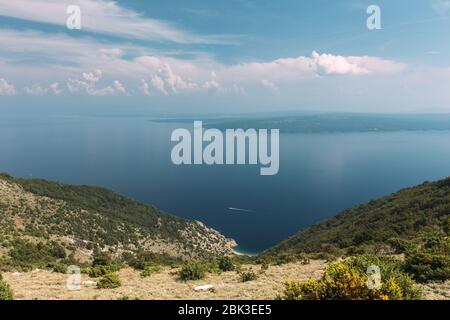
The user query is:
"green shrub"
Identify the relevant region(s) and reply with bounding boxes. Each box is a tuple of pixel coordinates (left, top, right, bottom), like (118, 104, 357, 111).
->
(140, 264, 162, 278)
(402, 235, 450, 283)
(97, 273, 121, 289)
(7, 239, 69, 270)
(47, 262, 68, 273)
(218, 257, 235, 272)
(117, 295, 140, 300)
(177, 262, 209, 281)
(88, 264, 121, 278)
(88, 252, 121, 277)
(260, 261, 270, 273)
(0, 274, 13, 300)
(274, 253, 296, 265)
(126, 252, 181, 270)
(92, 251, 114, 267)
(404, 249, 450, 283)
(280, 255, 422, 300)
(387, 238, 414, 253)
(239, 268, 258, 282)
(297, 253, 310, 265)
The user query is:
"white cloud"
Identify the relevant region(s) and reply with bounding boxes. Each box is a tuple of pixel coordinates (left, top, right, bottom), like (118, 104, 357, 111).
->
(202, 71, 221, 91)
(151, 76, 168, 96)
(225, 51, 405, 82)
(0, 28, 408, 98)
(0, 0, 236, 44)
(260, 79, 280, 93)
(23, 82, 63, 96)
(432, 0, 450, 13)
(312, 51, 369, 75)
(140, 79, 151, 96)
(24, 83, 48, 95)
(113, 80, 127, 95)
(50, 82, 62, 95)
(83, 70, 102, 82)
(0, 78, 16, 96)
(67, 70, 116, 96)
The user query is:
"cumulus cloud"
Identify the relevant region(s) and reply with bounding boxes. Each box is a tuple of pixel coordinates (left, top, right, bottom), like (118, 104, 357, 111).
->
(67, 70, 117, 96)
(312, 51, 369, 75)
(140, 79, 152, 96)
(202, 72, 222, 92)
(260, 79, 280, 93)
(23, 82, 63, 96)
(0, 28, 407, 98)
(49, 82, 62, 95)
(113, 80, 127, 95)
(83, 70, 103, 82)
(24, 84, 49, 96)
(226, 51, 405, 82)
(151, 76, 168, 96)
(0, 78, 16, 96)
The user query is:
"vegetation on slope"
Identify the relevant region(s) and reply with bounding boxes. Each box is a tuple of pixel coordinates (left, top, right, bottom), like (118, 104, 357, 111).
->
(264, 177, 450, 290)
(264, 177, 450, 257)
(0, 273, 13, 300)
(280, 255, 422, 300)
(0, 173, 234, 271)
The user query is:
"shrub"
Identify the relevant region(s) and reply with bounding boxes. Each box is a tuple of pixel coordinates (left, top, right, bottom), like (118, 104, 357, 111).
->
(88, 264, 121, 278)
(239, 268, 258, 282)
(92, 251, 114, 267)
(47, 262, 68, 274)
(218, 257, 235, 272)
(297, 253, 310, 265)
(177, 262, 209, 281)
(280, 255, 422, 300)
(274, 253, 296, 266)
(126, 252, 181, 270)
(404, 249, 450, 283)
(387, 238, 414, 253)
(140, 264, 162, 278)
(260, 261, 269, 273)
(97, 273, 121, 289)
(88, 253, 121, 277)
(7, 240, 69, 270)
(0, 273, 13, 300)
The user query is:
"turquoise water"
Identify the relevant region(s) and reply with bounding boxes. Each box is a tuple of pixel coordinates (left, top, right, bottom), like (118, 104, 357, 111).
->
(2, 114, 450, 252)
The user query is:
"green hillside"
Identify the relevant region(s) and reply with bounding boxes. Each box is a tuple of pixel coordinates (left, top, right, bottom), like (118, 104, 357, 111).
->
(0, 173, 235, 270)
(264, 177, 450, 257)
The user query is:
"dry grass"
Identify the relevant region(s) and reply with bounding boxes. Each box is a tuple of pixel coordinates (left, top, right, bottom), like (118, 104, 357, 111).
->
(3, 260, 449, 300)
(421, 281, 450, 300)
(3, 260, 326, 300)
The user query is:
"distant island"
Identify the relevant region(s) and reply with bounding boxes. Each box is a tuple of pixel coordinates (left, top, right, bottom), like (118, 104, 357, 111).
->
(151, 113, 450, 133)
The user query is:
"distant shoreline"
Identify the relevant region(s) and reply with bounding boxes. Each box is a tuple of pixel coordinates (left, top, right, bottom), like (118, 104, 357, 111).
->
(232, 245, 259, 257)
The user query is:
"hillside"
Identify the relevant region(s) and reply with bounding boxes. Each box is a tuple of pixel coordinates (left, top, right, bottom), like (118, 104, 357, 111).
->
(0, 173, 235, 269)
(264, 177, 450, 256)
(0, 173, 449, 300)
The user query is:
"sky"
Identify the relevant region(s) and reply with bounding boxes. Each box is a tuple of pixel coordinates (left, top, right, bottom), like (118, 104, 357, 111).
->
(1, 0, 450, 114)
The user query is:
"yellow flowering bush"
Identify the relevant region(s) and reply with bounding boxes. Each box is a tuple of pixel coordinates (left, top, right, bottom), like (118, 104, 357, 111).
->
(280, 255, 422, 300)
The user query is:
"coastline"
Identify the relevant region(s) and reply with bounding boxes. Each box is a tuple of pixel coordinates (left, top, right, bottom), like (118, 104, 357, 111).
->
(232, 245, 259, 257)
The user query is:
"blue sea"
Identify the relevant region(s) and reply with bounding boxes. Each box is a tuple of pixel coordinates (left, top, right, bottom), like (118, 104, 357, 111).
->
(2, 114, 450, 252)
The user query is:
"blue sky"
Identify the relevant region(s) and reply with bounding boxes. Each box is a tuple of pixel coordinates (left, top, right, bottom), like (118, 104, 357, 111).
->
(1, 0, 450, 114)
